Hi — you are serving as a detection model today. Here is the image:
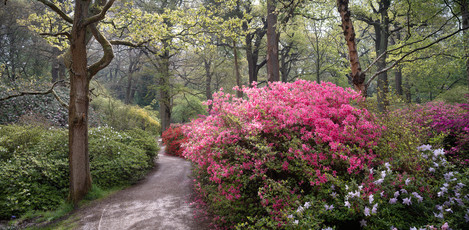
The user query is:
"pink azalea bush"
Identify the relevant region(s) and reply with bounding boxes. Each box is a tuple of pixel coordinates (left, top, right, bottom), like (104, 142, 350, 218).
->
(182, 80, 383, 228)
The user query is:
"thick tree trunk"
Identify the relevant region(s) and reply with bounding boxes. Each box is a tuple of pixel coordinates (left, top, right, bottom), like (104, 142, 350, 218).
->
(159, 48, 171, 133)
(68, 0, 92, 206)
(233, 40, 243, 98)
(375, 1, 390, 112)
(337, 0, 366, 96)
(266, 0, 280, 82)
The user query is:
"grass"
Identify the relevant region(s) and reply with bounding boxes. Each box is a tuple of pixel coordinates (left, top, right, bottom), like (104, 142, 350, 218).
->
(4, 184, 127, 230)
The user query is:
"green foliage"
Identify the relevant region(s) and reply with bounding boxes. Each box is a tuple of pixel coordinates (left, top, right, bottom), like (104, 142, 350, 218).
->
(436, 85, 469, 104)
(171, 95, 207, 123)
(0, 125, 159, 219)
(90, 94, 161, 135)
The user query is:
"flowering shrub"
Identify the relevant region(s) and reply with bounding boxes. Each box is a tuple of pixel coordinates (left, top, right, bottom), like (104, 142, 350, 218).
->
(285, 145, 469, 230)
(162, 124, 187, 157)
(183, 80, 382, 227)
(401, 102, 469, 166)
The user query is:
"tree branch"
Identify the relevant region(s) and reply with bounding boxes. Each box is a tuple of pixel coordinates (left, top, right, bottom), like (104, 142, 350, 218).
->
(36, 0, 73, 24)
(110, 39, 151, 48)
(39, 32, 71, 40)
(365, 27, 468, 88)
(87, 25, 114, 79)
(0, 81, 64, 101)
(83, 0, 116, 27)
(51, 89, 69, 110)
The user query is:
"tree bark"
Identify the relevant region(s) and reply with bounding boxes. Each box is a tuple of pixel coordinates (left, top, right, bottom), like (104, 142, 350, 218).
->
(266, 0, 280, 82)
(68, 0, 92, 206)
(159, 44, 171, 133)
(375, 0, 391, 112)
(233, 40, 243, 98)
(204, 59, 212, 101)
(337, 0, 366, 96)
(462, 0, 469, 91)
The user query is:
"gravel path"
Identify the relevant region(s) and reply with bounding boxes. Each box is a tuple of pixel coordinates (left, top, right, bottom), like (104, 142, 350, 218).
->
(71, 145, 210, 230)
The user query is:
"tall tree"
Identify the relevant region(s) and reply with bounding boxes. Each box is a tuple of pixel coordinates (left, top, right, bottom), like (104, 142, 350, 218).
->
(267, 0, 280, 82)
(30, 0, 116, 205)
(337, 0, 366, 96)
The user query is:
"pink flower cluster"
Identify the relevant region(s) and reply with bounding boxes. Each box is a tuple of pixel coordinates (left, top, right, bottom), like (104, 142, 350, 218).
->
(182, 80, 382, 226)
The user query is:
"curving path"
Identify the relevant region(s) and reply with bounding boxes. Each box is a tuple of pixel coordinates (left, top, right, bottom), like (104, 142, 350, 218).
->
(71, 144, 210, 230)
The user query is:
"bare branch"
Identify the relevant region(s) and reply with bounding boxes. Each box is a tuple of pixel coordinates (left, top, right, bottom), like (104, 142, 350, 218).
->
(36, 0, 73, 24)
(110, 39, 151, 48)
(87, 25, 114, 79)
(39, 32, 71, 40)
(365, 27, 468, 88)
(83, 0, 116, 27)
(0, 81, 64, 101)
(51, 89, 69, 109)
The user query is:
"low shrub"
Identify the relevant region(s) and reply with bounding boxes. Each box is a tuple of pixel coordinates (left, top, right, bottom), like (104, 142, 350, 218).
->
(183, 80, 383, 228)
(162, 124, 187, 157)
(91, 95, 161, 135)
(0, 125, 159, 219)
(283, 146, 469, 230)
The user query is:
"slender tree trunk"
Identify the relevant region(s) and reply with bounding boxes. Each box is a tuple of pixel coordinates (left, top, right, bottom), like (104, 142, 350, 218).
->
(462, 0, 469, 91)
(125, 71, 133, 104)
(51, 47, 60, 83)
(395, 66, 403, 96)
(68, 0, 92, 206)
(266, 0, 280, 82)
(204, 59, 212, 101)
(337, 0, 366, 96)
(245, 34, 256, 85)
(233, 40, 243, 98)
(392, 32, 403, 96)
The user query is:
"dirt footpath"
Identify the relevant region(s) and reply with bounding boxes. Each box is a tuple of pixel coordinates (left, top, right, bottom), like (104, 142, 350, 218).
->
(71, 145, 210, 230)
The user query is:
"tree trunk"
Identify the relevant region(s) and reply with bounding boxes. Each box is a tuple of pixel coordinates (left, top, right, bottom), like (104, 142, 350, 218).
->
(204, 59, 212, 101)
(266, 0, 280, 82)
(392, 32, 403, 96)
(125, 71, 133, 104)
(375, 1, 390, 112)
(245, 34, 256, 84)
(233, 40, 243, 98)
(462, 0, 469, 91)
(395, 66, 403, 96)
(68, 0, 92, 206)
(51, 47, 60, 83)
(337, 0, 366, 96)
(159, 46, 171, 133)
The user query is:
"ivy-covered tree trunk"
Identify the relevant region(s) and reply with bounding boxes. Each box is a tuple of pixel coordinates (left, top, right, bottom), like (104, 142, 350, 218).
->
(68, 0, 92, 205)
(266, 0, 280, 82)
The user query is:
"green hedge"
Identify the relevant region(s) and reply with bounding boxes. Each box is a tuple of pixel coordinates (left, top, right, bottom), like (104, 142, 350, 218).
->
(0, 125, 159, 219)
